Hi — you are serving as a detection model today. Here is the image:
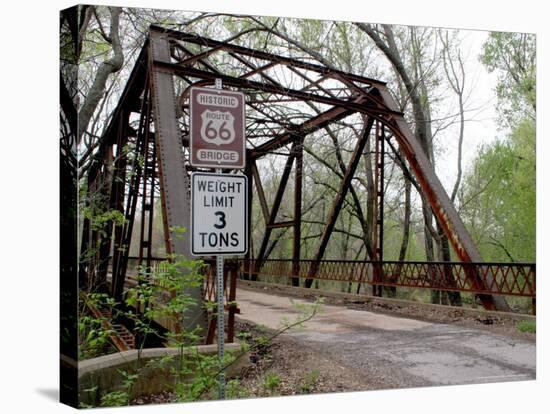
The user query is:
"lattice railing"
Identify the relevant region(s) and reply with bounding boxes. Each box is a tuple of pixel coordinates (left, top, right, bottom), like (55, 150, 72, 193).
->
(240, 259, 536, 298)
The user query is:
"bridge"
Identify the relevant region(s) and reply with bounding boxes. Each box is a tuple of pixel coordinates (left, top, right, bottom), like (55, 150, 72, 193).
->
(72, 26, 535, 359)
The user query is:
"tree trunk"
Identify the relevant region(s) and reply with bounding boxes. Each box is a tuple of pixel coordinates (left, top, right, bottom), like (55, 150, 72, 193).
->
(398, 176, 412, 262)
(77, 7, 124, 143)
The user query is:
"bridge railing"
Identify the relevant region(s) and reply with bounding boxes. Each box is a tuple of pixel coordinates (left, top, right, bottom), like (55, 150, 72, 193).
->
(239, 259, 536, 298)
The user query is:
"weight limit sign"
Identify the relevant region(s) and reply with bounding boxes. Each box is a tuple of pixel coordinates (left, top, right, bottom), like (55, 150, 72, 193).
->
(191, 172, 248, 256)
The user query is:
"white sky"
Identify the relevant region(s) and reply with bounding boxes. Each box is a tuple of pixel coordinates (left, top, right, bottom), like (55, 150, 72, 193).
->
(434, 29, 504, 192)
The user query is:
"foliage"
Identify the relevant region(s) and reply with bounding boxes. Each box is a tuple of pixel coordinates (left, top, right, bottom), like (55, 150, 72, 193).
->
(459, 118, 535, 262)
(79, 249, 222, 405)
(226, 379, 251, 399)
(83, 207, 126, 234)
(78, 293, 117, 359)
(79, 244, 323, 406)
(98, 369, 138, 407)
(263, 372, 281, 393)
(100, 390, 129, 407)
(300, 369, 320, 394)
(481, 32, 536, 126)
(516, 320, 536, 334)
(123, 249, 229, 402)
(460, 34, 536, 263)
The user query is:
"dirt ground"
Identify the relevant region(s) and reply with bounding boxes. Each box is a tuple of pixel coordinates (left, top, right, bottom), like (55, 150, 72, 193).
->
(131, 319, 381, 406)
(234, 321, 391, 397)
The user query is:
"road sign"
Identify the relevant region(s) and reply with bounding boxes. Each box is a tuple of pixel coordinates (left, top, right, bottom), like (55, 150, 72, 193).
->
(191, 172, 248, 256)
(189, 86, 246, 169)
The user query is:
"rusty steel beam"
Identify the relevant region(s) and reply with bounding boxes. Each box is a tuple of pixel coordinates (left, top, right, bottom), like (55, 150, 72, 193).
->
(240, 61, 279, 79)
(305, 117, 375, 287)
(376, 87, 509, 311)
(288, 66, 340, 99)
(372, 121, 385, 297)
(118, 90, 151, 293)
(148, 30, 207, 329)
(244, 160, 254, 281)
(150, 25, 386, 88)
(138, 123, 157, 274)
(251, 160, 270, 225)
(292, 138, 304, 287)
(102, 113, 129, 296)
(251, 97, 368, 157)
(254, 142, 299, 272)
(267, 220, 295, 229)
(175, 44, 225, 66)
(154, 60, 402, 120)
(230, 51, 281, 86)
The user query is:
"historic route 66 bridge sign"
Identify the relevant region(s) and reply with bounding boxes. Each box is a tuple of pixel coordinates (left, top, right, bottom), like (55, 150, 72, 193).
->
(189, 86, 246, 169)
(190, 172, 248, 256)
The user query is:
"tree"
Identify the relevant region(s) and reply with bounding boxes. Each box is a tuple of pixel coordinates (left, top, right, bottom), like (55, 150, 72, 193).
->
(459, 118, 535, 262)
(77, 6, 124, 144)
(459, 31, 536, 263)
(480, 32, 536, 126)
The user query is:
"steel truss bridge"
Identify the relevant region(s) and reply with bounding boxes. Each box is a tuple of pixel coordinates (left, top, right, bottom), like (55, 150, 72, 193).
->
(68, 25, 536, 350)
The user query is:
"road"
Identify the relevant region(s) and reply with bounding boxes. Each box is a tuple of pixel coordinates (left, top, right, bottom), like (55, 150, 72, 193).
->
(235, 287, 536, 388)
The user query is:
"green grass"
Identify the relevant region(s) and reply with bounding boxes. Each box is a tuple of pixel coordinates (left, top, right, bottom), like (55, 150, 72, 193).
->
(263, 372, 281, 392)
(300, 369, 320, 394)
(516, 320, 536, 333)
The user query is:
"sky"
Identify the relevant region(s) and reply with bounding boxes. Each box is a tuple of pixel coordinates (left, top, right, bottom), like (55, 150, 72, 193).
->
(430, 29, 503, 192)
(436, 30, 505, 192)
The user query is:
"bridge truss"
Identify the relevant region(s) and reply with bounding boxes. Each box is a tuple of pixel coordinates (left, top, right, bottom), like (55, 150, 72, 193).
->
(79, 25, 536, 344)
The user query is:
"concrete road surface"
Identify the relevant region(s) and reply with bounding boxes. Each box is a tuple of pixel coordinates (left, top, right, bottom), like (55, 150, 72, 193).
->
(235, 287, 536, 388)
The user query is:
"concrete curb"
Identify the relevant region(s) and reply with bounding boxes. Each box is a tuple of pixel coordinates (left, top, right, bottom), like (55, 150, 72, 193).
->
(78, 342, 248, 405)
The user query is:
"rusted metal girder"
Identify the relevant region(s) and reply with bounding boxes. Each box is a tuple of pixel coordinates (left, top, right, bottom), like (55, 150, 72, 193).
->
(251, 160, 270, 225)
(150, 25, 386, 87)
(154, 60, 402, 119)
(250, 98, 369, 157)
(148, 30, 207, 330)
(244, 161, 254, 281)
(254, 142, 299, 275)
(292, 138, 304, 287)
(375, 89, 510, 311)
(111, 82, 150, 301)
(98, 113, 129, 294)
(305, 117, 375, 288)
(372, 122, 385, 297)
(138, 109, 157, 274)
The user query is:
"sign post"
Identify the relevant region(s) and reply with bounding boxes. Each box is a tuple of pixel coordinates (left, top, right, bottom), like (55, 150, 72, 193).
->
(215, 247, 224, 399)
(189, 80, 247, 400)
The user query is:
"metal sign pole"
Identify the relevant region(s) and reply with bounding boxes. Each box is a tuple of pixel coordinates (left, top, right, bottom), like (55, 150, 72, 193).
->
(216, 216, 225, 399)
(214, 78, 225, 400)
(190, 76, 248, 399)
